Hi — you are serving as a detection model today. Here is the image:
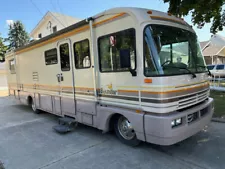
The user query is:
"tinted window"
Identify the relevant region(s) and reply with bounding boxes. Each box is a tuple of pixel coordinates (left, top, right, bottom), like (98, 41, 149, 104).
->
(74, 39, 91, 69)
(216, 65, 225, 70)
(45, 48, 58, 65)
(98, 28, 136, 72)
(60, 43, 70, 71)
(207, 65, 215, 70)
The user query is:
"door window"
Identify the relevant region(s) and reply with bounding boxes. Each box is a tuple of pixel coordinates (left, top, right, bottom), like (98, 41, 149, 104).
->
(9, 59, 16, 74)
(60, 43, 70, 71)
(74, 39, 91, 69)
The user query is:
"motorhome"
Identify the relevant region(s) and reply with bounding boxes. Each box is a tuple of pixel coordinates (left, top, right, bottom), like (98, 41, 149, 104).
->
(5, 7, 214, 146)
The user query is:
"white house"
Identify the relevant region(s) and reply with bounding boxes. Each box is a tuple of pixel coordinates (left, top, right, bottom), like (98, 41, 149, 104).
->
(30, 11, 81, 39)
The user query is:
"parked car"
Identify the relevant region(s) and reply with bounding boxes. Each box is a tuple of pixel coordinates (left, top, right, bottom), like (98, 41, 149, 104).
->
(207, 64, 225, 77)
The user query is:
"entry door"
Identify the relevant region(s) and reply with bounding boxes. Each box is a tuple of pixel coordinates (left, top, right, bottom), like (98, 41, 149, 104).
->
(57, 39, 76, 116)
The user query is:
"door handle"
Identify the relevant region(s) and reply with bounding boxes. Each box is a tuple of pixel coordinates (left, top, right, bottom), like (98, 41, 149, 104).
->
(60, 73, 64, 81)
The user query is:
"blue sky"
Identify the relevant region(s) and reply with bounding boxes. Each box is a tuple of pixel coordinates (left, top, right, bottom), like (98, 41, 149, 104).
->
(0, 0, 224, 41)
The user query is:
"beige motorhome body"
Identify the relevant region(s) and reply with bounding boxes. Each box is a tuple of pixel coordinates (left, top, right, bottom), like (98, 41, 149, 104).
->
(6, 7, 214, 146)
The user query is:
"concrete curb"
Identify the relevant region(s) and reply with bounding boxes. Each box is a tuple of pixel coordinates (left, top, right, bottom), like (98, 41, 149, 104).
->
(212, 117, 225, 123)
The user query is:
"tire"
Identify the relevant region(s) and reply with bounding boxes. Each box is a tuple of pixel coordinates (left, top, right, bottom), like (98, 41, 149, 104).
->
(31, 98, 40, 114)
(114, 115, 140, 146)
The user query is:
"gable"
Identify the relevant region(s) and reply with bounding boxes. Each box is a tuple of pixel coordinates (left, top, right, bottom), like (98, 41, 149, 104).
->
(30, 11, 81, 39)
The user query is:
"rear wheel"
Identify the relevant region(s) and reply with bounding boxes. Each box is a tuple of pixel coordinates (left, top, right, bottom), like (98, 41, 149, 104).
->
(31, 98, 40, 114)
(114, 115, 140, 146)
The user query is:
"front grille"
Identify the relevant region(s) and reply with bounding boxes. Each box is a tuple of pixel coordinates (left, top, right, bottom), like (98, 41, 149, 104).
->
(178, 89, 209, 110)
(187, 112, 199, 124)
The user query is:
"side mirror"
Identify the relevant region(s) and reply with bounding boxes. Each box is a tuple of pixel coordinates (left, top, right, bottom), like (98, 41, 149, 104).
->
(120, 49, 137, 76)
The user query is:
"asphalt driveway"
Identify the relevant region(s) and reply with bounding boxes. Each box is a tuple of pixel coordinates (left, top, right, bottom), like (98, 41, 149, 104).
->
(0, 96, 224, 169)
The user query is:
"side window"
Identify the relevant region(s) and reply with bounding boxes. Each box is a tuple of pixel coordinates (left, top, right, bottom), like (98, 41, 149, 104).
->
(9, 59, 16, 74)
(45, 48, 58, 65)
(216, 65, 224, 70)
(38, 33, 42, 38)
(60, 43, 70, 71)
(98, 28, 136, 72)
(53, 26, 57, 33)
(74, 39, 91, 69)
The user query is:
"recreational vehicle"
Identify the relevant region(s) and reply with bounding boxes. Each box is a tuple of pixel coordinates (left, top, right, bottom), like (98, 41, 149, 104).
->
(5, 7, 214, 146)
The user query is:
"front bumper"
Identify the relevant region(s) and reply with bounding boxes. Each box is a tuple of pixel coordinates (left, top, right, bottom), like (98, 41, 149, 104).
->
(144, 97, 214, 145)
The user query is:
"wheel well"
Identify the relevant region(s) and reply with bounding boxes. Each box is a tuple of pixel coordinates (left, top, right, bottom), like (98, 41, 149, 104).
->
(109, 113, 122, 132)
(27, 96, 33, 106)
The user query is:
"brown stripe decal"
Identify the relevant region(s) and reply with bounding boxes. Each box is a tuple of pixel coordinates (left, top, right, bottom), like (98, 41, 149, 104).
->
(99, 94, 139, 101)
(141, 98, 178, 104)
(141, 83, 209, 98)
(118, 90, 139, 97)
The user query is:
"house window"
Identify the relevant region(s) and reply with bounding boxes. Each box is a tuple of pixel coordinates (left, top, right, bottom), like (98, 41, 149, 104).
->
(60, 43, 70, 71)
(9, 59, 16, 74)
(38, 33, 42, 38)
(45, 48, 58, 65)
(98, 28, 136, 72)
(53, 26, 57, 33)
(74, 39, 91, 69)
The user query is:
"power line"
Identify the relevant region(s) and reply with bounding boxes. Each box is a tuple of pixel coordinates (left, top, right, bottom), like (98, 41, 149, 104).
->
(50, 12, 66, 28)
(48, 0, 66, 28)
(30, 0, 66, 28)
(50, 0, 58, 12)
(56, 0, 68, 26)
(30, 0, 43, 16)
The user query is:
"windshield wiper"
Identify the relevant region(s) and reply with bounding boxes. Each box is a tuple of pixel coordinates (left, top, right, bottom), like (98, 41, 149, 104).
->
(162, 65, 197, 78)
(196, 65, 211, 76)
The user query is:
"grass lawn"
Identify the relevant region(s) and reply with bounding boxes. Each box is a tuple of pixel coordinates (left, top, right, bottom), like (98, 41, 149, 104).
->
(210, 90, 225, 118)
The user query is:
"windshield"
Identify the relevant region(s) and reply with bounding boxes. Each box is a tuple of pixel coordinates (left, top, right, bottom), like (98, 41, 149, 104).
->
(144, 25, 207, 76)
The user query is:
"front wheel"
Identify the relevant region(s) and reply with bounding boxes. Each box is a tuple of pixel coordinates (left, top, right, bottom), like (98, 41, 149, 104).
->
(114, 115, 140, 146)
(31, 99, 40, 114)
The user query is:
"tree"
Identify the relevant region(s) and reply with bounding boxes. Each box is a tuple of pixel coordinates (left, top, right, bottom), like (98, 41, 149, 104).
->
(6, 21, 30, 49)
(0, 34, 7, 62)
(163, 0, 225, 34)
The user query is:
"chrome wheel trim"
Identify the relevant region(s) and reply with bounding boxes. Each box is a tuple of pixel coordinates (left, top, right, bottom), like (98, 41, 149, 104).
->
(31, 100, 36, 111)
(118, 116, 135, 140)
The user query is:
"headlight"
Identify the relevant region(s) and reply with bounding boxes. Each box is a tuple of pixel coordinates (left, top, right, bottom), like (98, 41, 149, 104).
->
(171, 120, 175, 127)
(176, 118, 182, 124)
(171, 118, 182, 128)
